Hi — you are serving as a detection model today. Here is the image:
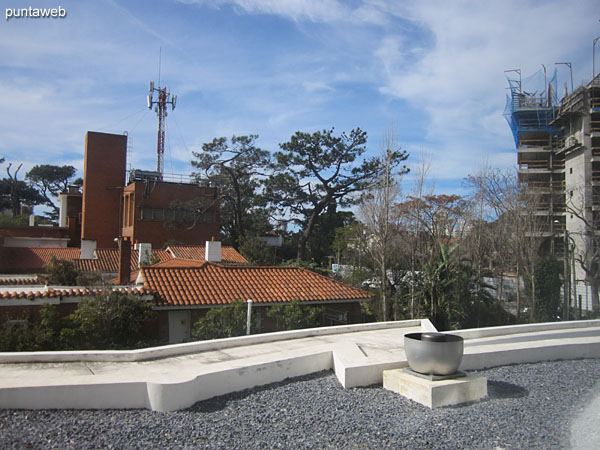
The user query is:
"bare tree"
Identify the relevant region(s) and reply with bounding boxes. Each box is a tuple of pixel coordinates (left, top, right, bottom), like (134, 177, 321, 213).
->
(564, 186, 600, 312)
(358, 130, 405, 321)
(395, 153, 434, 318)
(466, 168, 550, 321)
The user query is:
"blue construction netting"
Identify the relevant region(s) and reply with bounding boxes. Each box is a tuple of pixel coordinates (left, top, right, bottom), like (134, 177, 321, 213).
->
(504, 68, 561, 148)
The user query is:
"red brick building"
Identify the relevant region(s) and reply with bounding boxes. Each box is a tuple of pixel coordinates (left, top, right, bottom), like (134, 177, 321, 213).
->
(81, 131, 219, 249)
(121, 180, 218, 248)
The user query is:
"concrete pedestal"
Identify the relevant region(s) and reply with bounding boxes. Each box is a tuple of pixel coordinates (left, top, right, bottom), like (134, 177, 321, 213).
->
(383, 368, 487, 408)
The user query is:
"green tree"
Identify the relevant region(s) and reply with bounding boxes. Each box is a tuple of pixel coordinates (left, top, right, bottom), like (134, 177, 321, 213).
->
(44, 255, 102, 286)
(417, 243, 505, 330)
(267, 300, 324, 331)
(191, 135, 272, 248)
(239, 234, 277, 266)
(0, 314, 40, 352)
(266, 128, 408, 261)
(192, 299, 251, 340)
(62, 292, 155, 350)
(26, 164, 81, 221)
(0, 295, 154, 352)
(0, 214, 30, 226)
(0, 304, 68, 352)
(45, 256, 80, 285)
(1, 163, 43, 217)
(305, 205, 355, 266)
(534, 255, 563, 322)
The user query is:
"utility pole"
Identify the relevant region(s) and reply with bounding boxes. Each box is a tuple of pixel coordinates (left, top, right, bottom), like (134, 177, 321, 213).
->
(147, 81, 177, 177)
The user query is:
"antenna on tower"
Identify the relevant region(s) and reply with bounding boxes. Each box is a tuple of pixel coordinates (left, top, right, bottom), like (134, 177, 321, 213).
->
(147, 51, 176, 178)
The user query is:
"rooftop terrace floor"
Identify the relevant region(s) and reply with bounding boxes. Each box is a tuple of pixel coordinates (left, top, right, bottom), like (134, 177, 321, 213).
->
(1, 319, 599, 413)
(1, 359, 599, 449)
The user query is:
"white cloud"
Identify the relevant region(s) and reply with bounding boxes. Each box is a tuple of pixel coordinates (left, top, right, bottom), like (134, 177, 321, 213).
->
(372, 0, 599, 184)
(177, 0, 393, 24)
(178, 0, 344, 22)
(2, 0, 597, 196)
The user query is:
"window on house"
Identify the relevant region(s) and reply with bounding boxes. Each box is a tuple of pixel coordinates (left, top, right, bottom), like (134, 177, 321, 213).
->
(141, 206, 153, 220)
(140, 206, 217, 224)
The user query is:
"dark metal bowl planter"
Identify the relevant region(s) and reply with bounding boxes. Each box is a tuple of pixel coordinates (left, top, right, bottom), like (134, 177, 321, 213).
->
(404, 332, 464, 376)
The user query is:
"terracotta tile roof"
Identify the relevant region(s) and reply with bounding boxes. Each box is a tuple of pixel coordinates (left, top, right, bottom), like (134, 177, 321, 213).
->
(75, 249, 173, 273)
(140, 263, 372, 307)
(0, 277, 40, 285)
(0, 247, 80, 273)
(167, 245, 248, 264)
(0, 286, 150, 300)
(150, 258, 206, 268)
(108, 259, 205, 285)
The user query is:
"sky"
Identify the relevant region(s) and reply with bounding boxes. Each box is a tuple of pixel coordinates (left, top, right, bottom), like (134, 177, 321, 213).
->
(1, 0, 599, 206)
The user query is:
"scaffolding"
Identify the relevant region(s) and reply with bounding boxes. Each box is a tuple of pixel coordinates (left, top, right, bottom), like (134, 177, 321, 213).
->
(504, 68, 562, 148)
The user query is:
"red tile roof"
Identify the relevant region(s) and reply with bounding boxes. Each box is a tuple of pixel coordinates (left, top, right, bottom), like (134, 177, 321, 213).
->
(0, 247, 80, 273)
(150, 258, 206, 268)
(140, 263, 372, 307)
(108, 259, 205, 285)
(0, 286, 150, 300)
(75, 249, 173, 273)
(0, 277, 41, 285)
(167, 245, 248, 264)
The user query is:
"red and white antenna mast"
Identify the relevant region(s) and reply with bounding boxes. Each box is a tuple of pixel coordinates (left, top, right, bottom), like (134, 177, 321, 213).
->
(147, 76, 176, 177)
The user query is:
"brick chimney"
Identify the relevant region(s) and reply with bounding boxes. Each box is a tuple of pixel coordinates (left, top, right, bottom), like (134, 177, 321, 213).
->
(118, 236, 131, 284)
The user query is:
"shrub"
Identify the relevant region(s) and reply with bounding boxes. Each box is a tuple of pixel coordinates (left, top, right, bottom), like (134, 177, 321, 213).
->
(192, 299, 251, 340)
(63, 292, 155, 350)
(44, 255, 79, 285)
(267, 300, 324, 331)
(535, 255, 563, 322)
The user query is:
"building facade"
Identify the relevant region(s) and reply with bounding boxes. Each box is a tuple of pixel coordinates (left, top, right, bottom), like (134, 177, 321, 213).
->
(506, 69, 600, 311)
(81, 131, 219, 249)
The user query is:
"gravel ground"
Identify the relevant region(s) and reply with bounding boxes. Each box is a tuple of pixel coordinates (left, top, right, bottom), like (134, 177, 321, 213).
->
(1, 358, 599, 449)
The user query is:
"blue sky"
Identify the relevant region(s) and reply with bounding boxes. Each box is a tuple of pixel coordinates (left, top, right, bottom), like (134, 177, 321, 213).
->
(1, 0, 598, 200)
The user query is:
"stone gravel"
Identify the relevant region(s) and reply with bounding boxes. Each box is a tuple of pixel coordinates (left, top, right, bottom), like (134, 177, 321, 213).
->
(1, 358, 599, 449)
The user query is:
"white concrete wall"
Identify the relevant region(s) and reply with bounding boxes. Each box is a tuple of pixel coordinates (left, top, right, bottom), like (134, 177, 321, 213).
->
(1, 319, 599, 412)
(3, 237, 69, 248)
(0, 320, 426, 363)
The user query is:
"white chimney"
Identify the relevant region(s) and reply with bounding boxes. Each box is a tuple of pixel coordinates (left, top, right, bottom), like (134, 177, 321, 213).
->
(80, 239, 97, 259)
(58, 193, 68, 227)
(135, 242, 152, 267)
(205, 240, 222, 263)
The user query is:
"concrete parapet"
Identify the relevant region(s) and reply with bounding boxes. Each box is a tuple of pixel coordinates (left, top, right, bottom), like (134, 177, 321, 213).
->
(0, 319, 428, 364)
(0, 319, 599, 412)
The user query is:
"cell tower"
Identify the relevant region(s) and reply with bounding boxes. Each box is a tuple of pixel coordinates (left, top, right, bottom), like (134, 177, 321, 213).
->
(147, 81, 177, 176)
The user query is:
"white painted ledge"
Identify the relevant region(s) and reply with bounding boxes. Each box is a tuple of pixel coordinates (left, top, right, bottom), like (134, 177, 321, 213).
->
(0, 319, 427, 364)
(1, 319, 599, 412)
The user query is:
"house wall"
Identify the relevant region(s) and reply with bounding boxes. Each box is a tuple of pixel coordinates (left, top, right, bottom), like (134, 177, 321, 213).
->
(1, 299, 365, 347)
(0, 226, 70, 247)
(157, 301, 365, 344)
(0, 303, 78, 328)
(59, 191, 82, 246)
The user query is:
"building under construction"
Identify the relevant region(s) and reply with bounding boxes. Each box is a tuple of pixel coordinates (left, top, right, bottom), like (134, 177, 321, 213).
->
(505, 65, 600, 312)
